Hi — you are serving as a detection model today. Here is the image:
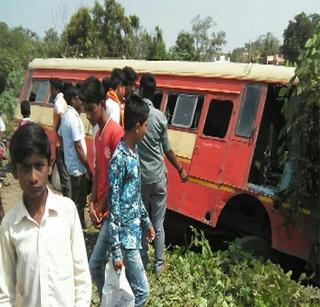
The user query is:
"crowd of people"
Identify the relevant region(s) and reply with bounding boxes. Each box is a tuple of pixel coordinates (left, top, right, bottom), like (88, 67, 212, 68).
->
(0, 67, 187, 306)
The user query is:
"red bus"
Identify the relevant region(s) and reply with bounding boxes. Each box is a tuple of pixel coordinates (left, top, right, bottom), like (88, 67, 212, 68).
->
(16, 58, 316, 269)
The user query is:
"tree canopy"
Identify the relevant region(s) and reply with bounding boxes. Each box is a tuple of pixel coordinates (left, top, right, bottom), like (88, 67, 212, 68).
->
(282, 12, 320, 64)
(59, 0, 168, 60)
(279, 21, 320, 277)
(230, 32, 280, 63)
(0, 22, 43, 76)
(170, 15, 226, 61)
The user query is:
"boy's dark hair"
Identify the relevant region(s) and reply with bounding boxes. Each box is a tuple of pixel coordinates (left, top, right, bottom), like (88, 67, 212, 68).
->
(0, 72, 6, 95)
(123, 66, 137, 86)
(50, 78, 65, 92)
(64, 84, 80, 105)
(102, 77, 111, 94)
(110, 68, 126, 90)
(140, 73, 156, 99)
(80, 76, 105, 105)
(124, 94, 149, 132)
(20, 100, 31, 117)
(9, 123, 51, 168)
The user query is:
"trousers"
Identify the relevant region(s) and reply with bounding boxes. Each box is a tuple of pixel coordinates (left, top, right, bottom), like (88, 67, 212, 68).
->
(70, 173, 87, 228)
(89, 221, 149, 306)
(140, 177, 167, 273)
(55, 146, 71, 197)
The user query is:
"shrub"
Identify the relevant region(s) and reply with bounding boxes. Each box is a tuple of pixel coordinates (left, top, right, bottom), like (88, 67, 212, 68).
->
(0, 66, 24, 134)
(85, 227, 320, 307)
(146, 228, 320, 306)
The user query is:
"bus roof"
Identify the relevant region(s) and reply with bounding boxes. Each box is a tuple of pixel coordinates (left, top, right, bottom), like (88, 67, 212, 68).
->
(29, 58, 296, 85)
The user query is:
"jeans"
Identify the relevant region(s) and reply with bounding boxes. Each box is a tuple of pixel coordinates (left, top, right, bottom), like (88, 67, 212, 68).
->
(89, 220, 111, 299)
(89, 222, 149, 307)
(70, 173, 87, 228)
(140, 177, 167, 272)
(56, 146, 71, 197)
(122, 249, 149, 307)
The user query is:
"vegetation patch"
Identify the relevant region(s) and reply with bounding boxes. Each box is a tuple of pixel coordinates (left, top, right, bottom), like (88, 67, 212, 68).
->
(85, 228, 320, 306)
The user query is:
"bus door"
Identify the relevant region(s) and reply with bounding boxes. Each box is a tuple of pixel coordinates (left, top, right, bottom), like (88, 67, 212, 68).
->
(220, 84, 268, 188)
(188, 93, 237, 184)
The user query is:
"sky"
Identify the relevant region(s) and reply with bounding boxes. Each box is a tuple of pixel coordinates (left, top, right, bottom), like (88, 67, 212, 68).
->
(1, 0, 320, 52)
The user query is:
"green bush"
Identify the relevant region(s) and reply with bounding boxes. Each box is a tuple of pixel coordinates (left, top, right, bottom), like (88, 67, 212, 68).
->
(0, 65, 24, 134)
(146, 228, 320, 307)
(85, 227, 320, 306)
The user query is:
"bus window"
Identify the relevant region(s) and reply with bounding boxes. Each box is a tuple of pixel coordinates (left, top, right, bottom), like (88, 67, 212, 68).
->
(236, 84, 261, 138)
(48, 92, 55, 104)
(203, 100, 233, 138)
(29, 80, 49, 103)
(165, 93, 204, 129)
(152, 91, 163, 109)
(165, 93, 177, 125)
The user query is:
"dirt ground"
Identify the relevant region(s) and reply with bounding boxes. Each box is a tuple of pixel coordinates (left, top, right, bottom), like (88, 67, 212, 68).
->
(1, 171, 22, 214)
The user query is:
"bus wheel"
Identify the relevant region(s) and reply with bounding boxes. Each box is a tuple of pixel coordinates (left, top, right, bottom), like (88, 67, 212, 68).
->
(51, 163, 61, 192)
(235, 236, 275, 261)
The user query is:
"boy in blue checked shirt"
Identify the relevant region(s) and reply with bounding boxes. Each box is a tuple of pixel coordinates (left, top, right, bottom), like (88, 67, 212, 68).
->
(108, 94, 155, 307)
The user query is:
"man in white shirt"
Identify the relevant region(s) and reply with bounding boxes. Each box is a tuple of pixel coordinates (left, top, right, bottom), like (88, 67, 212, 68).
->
(50, 78, 71, 197)
(58, 85, 91, 228)
(0, 123, 91, 306)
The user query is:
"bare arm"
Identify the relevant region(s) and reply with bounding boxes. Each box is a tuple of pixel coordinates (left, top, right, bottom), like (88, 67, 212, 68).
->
(165, 149, 187, 182)
(88, 168, 106, 227)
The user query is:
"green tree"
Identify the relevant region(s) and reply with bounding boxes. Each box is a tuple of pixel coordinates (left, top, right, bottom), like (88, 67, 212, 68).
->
(282, 12, 320, 64)
(43, 28, 61, 57)
(279, 22, 320, 278)
(0, 22, 12, 52)
(230, 47, 248, 63)
(88, 0, 108, 57)
(169, 31, 195, 61)
(191, 15, 226, 61)
(97, 0, 140, 58)
(10, 26, 43, 65)
(147, 26, 167, 60)
(132, 28, 152, 59)
(259, 32, 280, 59)
(61, 7, 93, 57)
(0, 22, 46, 132)
(0, 23, 43, 73)
(233, 32, 280, 63)
(122, 15, 141, 57)
(169, 15, 225, 62)
(58, 0, 167, 59)
(0, 66, 24, 132)
(61, 0, 142, 58)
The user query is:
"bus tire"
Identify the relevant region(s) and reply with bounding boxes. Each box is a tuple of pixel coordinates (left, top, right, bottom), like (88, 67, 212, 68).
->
(51, 163, 61, 192)
(235, 236, 275, 261)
